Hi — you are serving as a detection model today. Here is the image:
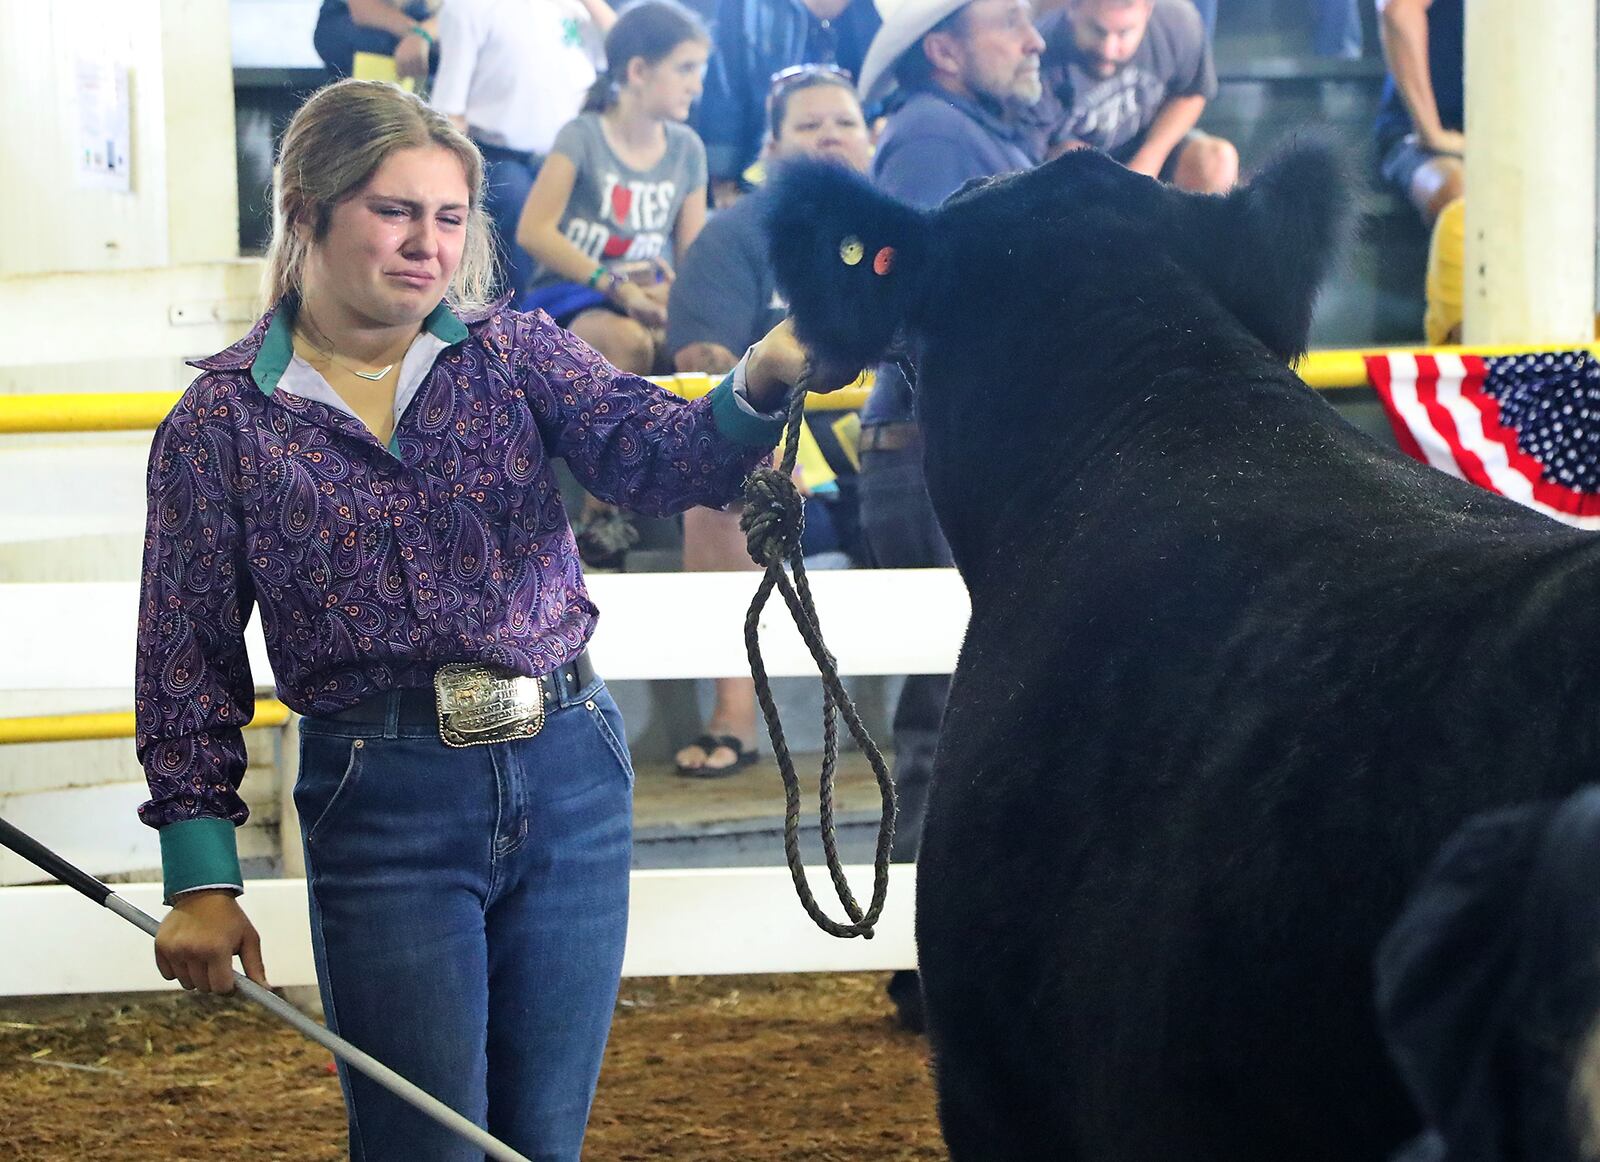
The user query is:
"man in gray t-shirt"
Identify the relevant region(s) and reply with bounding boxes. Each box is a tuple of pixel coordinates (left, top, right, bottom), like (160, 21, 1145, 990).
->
(1034, 0, 1236, 193)
(663, 72, 876, 782)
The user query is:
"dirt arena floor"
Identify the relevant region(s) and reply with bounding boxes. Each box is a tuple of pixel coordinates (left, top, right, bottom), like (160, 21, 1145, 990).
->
(0, 973, 944, 1161)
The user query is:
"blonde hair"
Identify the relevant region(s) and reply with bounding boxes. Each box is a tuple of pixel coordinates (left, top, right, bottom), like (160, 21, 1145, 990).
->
(263, 79, 494, 312)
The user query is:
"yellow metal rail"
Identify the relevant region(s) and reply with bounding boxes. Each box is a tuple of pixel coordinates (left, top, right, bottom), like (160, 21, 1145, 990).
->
(0, 375, 869, 435)
(1298, 348, 1370, 390)
(1298, 342, 1600, 389)
(9, 345, 1599, 435)
(0, 701, 291, 746)
(4, 339, 1595, 743)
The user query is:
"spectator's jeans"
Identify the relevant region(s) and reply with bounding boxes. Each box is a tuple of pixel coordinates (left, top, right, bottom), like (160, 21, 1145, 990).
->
(859, 445, 952, 863)
(295, 682, 633, 1162)
(477, 143, 541, 299)
(1311, 0, 1363, 59)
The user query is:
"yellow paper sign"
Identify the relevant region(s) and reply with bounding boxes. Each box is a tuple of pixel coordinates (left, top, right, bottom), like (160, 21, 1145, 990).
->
(351, 52, 416, 93)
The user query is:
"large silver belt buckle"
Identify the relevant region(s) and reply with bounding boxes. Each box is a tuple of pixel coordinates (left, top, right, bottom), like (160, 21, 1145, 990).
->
(433, 663, 544, 748)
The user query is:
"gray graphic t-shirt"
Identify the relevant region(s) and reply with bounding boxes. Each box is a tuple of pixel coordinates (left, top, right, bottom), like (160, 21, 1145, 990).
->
(529, 113, 709, 291)
(1037, 0, 1216, 155)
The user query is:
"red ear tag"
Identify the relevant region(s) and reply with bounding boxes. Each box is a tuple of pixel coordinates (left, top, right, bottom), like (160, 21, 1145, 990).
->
(872, 246, 895, 276)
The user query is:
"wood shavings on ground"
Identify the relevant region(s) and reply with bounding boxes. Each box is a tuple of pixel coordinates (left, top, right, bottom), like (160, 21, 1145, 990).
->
(0, 973, 942, 1160)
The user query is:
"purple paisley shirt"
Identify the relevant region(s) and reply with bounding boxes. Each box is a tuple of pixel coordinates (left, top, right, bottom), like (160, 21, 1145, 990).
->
(135, 297, 778, 830)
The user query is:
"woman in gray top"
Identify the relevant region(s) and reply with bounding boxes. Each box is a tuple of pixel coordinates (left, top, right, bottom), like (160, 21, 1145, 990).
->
(517, 0, 710, 376)
(665, 66, 874, 778)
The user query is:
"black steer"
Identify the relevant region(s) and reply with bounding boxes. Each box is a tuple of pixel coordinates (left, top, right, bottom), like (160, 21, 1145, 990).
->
(764, 145, 1600, 1161)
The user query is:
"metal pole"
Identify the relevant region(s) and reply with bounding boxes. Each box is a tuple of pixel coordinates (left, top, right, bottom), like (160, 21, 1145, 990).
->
(0, 817, 534, 1162)
(1463, 0, 1597, 344)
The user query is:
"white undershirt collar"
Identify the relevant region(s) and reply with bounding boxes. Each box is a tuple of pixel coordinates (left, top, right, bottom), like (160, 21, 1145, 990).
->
(278, 330, 452, 449)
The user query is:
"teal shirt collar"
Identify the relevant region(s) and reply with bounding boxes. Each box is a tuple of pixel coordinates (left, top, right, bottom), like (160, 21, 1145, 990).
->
(250, 298, 471, 396)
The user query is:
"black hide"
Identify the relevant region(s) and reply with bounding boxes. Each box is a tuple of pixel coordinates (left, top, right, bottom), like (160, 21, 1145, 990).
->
(766, 146, 1600, 1161)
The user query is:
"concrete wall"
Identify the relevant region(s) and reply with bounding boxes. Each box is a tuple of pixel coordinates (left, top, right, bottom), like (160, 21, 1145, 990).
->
(0, 0, 251, 395)
(0, 1, 262, 879)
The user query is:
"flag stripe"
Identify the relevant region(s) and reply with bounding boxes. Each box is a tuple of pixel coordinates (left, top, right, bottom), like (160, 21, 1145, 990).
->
(1366, 354, 1431, 464)
(1450, 354, 1542, 507)
(1417, 354, 1498, 491)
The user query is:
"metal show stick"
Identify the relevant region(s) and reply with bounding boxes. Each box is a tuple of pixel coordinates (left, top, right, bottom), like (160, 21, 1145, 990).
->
(0, 816, 533, 1162)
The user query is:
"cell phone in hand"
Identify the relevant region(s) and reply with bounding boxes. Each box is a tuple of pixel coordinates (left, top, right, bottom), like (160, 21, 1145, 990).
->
(614, 260, 666, 286)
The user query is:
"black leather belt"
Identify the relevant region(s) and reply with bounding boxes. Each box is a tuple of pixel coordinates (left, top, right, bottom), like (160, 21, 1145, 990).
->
(325, 651, 596, 726)
(859, 421, 922, 454)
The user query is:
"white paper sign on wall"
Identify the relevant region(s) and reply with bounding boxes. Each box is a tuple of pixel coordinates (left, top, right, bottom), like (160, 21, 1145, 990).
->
(73, 57, 131, 193)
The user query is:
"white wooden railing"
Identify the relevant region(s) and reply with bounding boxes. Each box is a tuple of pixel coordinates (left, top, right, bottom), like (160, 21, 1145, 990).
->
(0, 570, 964, 994)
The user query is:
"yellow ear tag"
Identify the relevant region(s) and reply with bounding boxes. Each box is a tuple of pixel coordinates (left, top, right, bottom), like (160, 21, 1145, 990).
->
(839, 236, 865, 266)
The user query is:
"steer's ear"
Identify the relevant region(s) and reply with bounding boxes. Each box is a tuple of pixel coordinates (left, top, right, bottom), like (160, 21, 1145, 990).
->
(764, 159, 932, 373)
(1179, 138, 1354, 364)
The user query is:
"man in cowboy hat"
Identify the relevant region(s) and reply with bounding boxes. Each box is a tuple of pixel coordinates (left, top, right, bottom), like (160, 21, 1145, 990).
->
(858, 0, 1046, 204)
(851, 0, 1046, 1033)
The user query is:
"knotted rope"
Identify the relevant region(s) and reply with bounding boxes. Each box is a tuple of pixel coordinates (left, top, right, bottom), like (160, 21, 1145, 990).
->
(741, 376, 896, 939)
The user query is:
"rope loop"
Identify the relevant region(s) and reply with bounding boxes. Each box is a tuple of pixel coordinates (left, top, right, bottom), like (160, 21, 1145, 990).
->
(740, 466, 805, 568)
(741, 376, 896, 941)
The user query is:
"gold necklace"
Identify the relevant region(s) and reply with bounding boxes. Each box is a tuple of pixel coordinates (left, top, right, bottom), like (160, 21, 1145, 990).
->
(296, 311, 399, 382)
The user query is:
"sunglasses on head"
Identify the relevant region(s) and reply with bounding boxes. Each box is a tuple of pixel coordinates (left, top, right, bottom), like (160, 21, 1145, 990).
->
(769, 62, 854, 91)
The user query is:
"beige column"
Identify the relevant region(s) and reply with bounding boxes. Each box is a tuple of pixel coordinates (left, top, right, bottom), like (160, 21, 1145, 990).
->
(1462, 0, 1596, 345)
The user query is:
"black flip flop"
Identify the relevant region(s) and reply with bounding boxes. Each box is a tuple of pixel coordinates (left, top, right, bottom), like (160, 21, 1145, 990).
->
(675, 734, 758, 778)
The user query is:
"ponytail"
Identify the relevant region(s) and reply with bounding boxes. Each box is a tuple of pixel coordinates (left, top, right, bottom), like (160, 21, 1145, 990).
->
(582, 71, 617, 114)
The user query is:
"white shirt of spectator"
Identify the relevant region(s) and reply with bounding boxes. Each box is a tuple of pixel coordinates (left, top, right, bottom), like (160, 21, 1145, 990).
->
(431, 0, 606, 156)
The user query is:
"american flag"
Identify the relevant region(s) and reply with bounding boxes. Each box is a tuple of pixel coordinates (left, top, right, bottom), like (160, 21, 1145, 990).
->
(1366, 350, 1600, 530)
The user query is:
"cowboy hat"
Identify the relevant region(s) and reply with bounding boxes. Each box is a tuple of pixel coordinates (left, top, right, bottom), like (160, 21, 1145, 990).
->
(856, 0, 973, 108)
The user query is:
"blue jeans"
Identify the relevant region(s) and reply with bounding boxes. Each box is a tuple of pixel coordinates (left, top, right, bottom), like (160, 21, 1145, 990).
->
(477, 144, 541, 298)
(295, 679, 634, 1162)
(1311, 0, 1362, 59)
(858, 445, 952, 864)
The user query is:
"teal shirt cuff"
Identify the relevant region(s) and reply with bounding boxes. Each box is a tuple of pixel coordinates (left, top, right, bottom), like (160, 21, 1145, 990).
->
(709, 358, 787, 447)
(159, 817, 244, 904)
